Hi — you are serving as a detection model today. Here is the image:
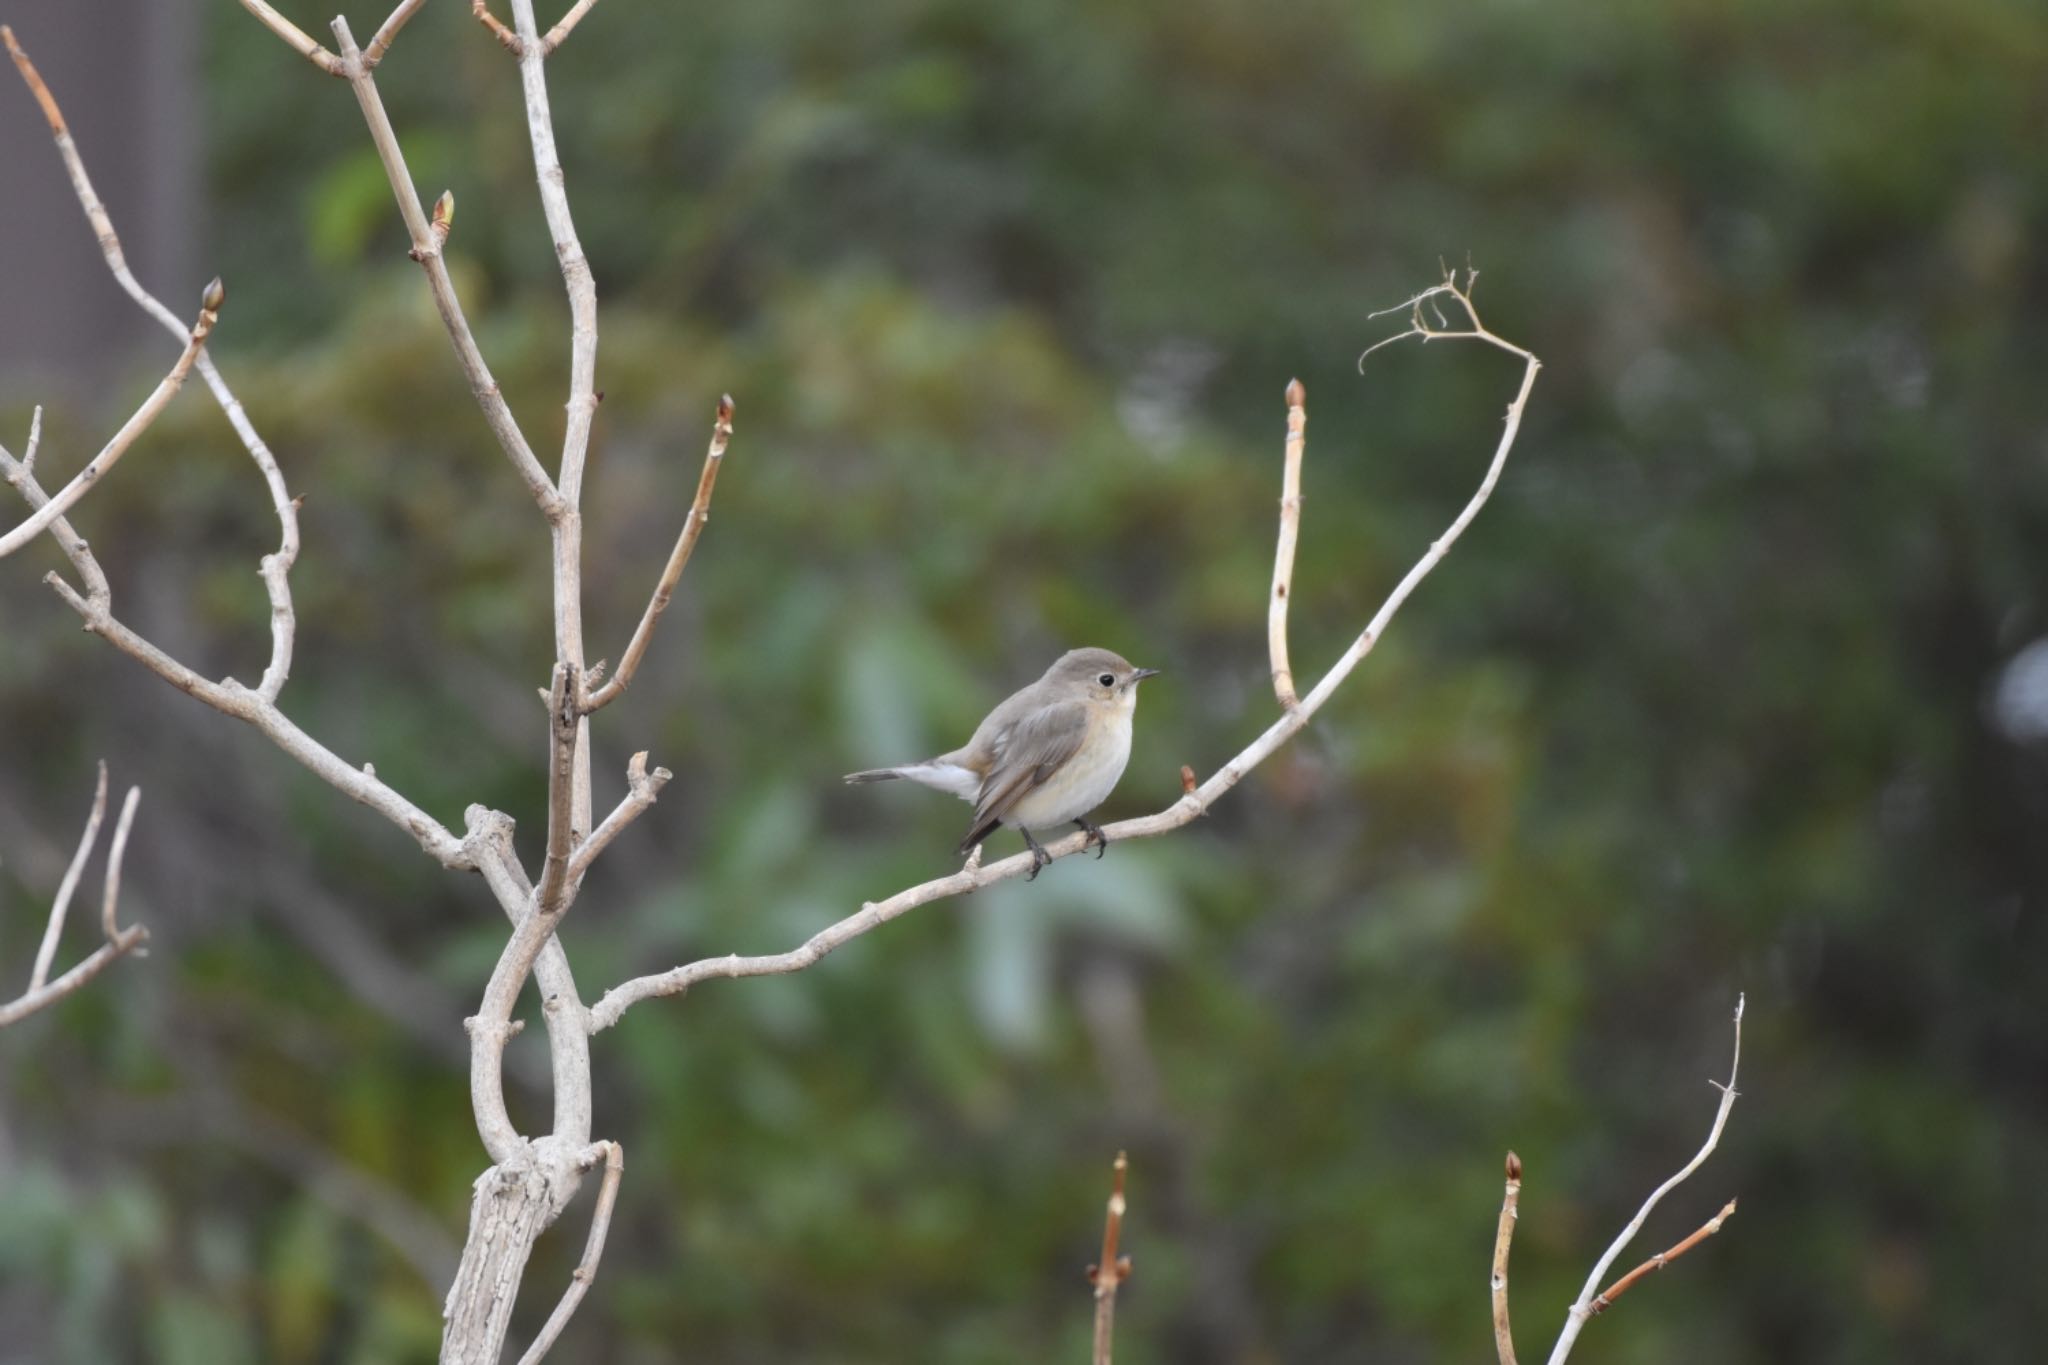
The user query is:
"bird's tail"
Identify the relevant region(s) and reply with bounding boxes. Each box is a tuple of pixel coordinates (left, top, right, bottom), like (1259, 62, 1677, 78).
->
(843, 767, 908, 784)
(843, 760, 981, 800)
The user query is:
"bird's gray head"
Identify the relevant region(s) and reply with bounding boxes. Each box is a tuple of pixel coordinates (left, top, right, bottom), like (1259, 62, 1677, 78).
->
(1042, 647, 1161, 707)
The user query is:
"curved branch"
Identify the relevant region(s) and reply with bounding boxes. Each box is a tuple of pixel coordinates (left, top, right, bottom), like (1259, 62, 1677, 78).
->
(1493, 1151, 1522, 1365)
(1268, 378, 1307, 709)
(233, 1, 345, 76)
(590, 269, 1541, 1031)
(512, 1140, 623, 1365)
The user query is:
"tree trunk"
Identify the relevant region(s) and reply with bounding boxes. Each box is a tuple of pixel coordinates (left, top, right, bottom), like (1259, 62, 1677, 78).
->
(441, 1145, 585, 1364)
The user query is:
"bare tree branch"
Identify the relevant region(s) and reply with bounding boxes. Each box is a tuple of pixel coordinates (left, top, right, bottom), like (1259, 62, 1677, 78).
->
(1088, 1152, 1133, 1365)
(325, 18, 560, 516)
(471, 0, 523, 55)
(512, 1140, 623, 1365)
(233, 0, 345, 76)
(0, 281, 219, 559)
(590, 268, 1541, 1031)
(365, 0, 428, 68)
(584, 395, 733, 713)
(1, 764, 147, 1029)
(1542, 994, 1745, 1365)
(1493, 1150, 1522, 1365)
(5, 24, 303, 700)
(540, 0, 605, 56)
(1268, 378, 1307, 710)
(565, 752, 671, 886)
(1591, 1197, 1738, 1315)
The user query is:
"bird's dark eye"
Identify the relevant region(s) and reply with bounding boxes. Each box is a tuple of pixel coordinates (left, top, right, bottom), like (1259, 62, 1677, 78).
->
(1098, 673, 1116, 687)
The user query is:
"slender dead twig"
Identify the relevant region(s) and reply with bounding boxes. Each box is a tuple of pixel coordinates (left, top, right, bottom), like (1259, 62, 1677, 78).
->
(365, 0, 428, 68)
(5, 24, 303, 701)
(1268, 378, 1308, 709)
(1493, 1151, 1523, 1365)
(1590, 1197, 1738, 1315)
(513, 1140, 624, 1365)
(233, 0, 344, 75)
(0, 764, 148, 1029)
(0, 280, 220, 559)
(540, 0, 605, 55)
(588, 267, 1540, 1030)
(1088, 1152, 1133, 1365)
(534, 664, 579, 914)
(1543, 995, 1745, 1365)
(584, 395, 734, 713)
(471, 0, 523, 54)
(565, 752, 672, 885)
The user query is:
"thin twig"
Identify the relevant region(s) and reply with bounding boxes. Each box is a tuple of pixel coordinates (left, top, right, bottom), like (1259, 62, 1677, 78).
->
(326, 18, 560, 516)
(471, 0, 523, 54)
(100, 783, 140, 940)
(232, 0, 345, 75)
(1591, 1198, 1738, 1315)
(1088, 1152, 1133, 1365)
(513, 1140, 624, 1365)
(540, 0, 605, 55)
(589, 270, 1540, 1031)
(1268, 378, 1307, 709)
(1, 764, 148, 1029)
(564, 752, 671, 885)
(27, 763, 107, 991)
(1543, 994, 1745, 1365)
(6, 24, 303, 700)
(1493, 1151, 1522, 1365)
(364, 0, 428, 68)
(584, 395, 733, 713)
(0, 283, 220, 559)
(21, 405, 41, 476)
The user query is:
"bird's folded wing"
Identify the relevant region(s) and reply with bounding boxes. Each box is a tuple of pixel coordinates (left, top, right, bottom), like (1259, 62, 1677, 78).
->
(972, 700, 1091, 829)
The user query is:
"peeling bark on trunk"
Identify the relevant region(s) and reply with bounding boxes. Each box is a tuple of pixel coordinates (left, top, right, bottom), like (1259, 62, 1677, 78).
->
(441, 1148, 584, 1365)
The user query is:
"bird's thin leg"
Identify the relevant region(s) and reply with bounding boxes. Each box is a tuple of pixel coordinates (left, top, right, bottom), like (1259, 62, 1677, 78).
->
(1020, 828, 1052, 880)
(1073, 817, 1108, 859)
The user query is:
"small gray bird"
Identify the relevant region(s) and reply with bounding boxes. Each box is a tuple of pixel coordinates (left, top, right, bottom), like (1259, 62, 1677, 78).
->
(845, 647, 1161, 878)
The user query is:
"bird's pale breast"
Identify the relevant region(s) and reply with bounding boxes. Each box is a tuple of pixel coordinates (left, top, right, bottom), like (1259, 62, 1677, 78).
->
(1003, 709, 1132, 829)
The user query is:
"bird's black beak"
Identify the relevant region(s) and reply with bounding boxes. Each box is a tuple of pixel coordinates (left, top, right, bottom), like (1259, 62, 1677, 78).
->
(1128, 667, 1162, 685)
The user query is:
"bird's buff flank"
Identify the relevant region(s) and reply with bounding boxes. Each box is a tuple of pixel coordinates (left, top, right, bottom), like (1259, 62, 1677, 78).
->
(844, 648, 1160, 878)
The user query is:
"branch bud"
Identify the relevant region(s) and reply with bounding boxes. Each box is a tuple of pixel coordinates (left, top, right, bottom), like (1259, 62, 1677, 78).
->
(1505, 1150, 1522, 1181)
(201, 276, 226, 313)
(1285, 378, 1305, 408)
(431, 190, 455, 242)
(717, 393, 735, 424)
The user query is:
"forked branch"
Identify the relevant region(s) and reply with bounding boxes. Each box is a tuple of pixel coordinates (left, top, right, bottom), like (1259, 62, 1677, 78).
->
(0, 763, 147, 1029)
(589, 267, 1541, 1030)
(1490, 996, 1745, 1365)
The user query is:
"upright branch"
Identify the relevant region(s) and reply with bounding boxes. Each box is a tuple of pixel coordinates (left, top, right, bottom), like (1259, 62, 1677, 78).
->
(1268, 378, 1308, 709)
(0, 763, 147, 1029)
(0, 279, 221, 558)
(1088, 1152, 1133, 1365)
(323, 17, 560, 515)
(584, 395, 734, 713)
(588, 266, 1541, 1030)
(1528, 995, 1746, 1365)
(1493, 1150, 1523, 1365)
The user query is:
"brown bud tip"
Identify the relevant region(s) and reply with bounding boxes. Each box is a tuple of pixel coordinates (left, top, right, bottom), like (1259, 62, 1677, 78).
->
(717, 393, 735, 422)
(1285, 378, 1306, 407)
(1506, 1151, 1522, 1181)
(432, 190, 455, 230)
(595, 390, 605, 404)
(201, 276, 225, 312)
(1180, 764, 1197, 794)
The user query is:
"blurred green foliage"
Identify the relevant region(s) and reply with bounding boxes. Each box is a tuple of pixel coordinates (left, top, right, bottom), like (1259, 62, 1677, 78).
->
(4, 0, 2048, 1361)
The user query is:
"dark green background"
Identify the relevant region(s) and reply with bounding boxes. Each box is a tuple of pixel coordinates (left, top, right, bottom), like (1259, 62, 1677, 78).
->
(3, 1, 2046, 1361)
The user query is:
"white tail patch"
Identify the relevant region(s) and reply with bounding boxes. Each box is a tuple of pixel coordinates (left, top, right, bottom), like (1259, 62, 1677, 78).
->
(898, 762, 980, 801)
